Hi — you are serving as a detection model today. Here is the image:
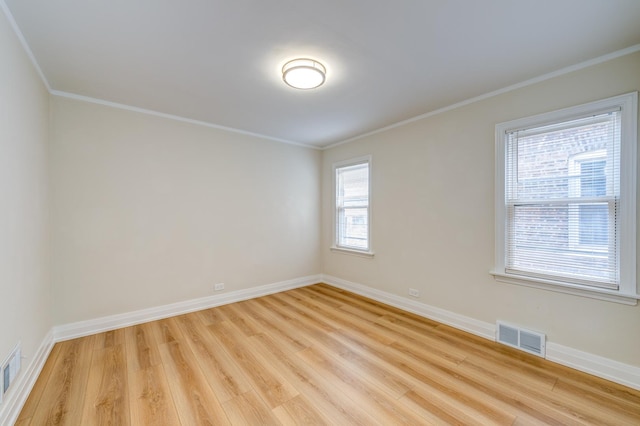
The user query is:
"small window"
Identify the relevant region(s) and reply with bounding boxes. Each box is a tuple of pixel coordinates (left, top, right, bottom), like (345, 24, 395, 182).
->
(333, 156, 372, 256)
(493, 93, 637, 303)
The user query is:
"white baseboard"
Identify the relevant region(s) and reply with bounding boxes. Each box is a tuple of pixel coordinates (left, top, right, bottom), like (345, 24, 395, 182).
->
(3, 272, 638, 425)
(1, 274, 322, 425)
(0, 330, 54, 426)
(321, 274, 495, 340)
(546, 343, 640, 390)
(54, 274, 322, 342)
(321, 274, 640, 391)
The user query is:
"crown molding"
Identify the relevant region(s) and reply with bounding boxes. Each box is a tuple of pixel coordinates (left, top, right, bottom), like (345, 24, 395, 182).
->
(0, 0, 51, 91)
(4, 0, 638, 152)
(50, 90, 322, 150)
(324, 44, 640, 150)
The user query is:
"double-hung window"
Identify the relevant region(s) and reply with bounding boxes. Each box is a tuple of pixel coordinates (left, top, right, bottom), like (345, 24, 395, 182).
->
(493, 93, 637, 304)
(332, 156, 373, 256)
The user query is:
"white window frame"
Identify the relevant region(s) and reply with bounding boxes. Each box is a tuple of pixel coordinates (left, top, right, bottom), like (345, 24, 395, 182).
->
(492, 92, 638, 305)
(331, 155, 374, 258)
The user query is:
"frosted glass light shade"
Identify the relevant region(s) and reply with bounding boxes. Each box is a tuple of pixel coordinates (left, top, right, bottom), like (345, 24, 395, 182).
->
(282, 59, 326, 89)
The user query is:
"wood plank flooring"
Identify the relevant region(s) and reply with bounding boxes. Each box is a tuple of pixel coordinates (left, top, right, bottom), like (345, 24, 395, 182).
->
(16, 283, 640, 425)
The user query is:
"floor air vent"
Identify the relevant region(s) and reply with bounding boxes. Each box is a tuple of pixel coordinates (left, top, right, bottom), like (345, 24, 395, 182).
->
(497, 322, 545, 357)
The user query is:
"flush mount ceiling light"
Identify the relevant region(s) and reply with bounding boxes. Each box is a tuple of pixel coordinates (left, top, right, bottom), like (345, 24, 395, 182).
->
(282, 58, 326, 90)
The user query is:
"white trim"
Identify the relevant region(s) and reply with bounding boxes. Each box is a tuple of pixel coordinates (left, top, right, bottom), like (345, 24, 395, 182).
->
(619, 91, 638, 297)
(3, 0, 639, 151)
(321, 274, 640, 390)
(324, 44, 640, 150)
(492, 271, 639, 305)
(0, 0, 51, 91)
(0, 330, 55, 426)
(3, 0, 639, 152)
(2, 273, 639, 425)
(332, 155, 373, 254)
(50, 91, 320, 150)
(494, 92, 637, 301)
(546, 343, 640, 391)
(0, 275, 321, 422)
(329, 246, 375, 258)
(321, 274, 495, 340)
(53, 275, 321, 341)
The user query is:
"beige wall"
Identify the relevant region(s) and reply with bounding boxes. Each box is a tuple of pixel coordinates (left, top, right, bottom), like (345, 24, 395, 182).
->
(322, 52, 640, 366)
(2, 0, 639, 382)
(50, 97, 321, 324)
(0, 10, 50, 367)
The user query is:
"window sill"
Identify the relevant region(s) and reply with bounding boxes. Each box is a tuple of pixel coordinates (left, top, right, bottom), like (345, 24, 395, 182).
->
(330, 246, 375, 258)
(490, 270, 639, 305)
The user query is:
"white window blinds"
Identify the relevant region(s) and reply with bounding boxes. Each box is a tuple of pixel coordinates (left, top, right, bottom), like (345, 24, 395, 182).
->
(504, 110, 621, 289)
(336, 161, 370, 251)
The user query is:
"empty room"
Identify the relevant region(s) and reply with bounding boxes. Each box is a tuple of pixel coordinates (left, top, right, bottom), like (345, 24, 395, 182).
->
(1, 0, 640, 424)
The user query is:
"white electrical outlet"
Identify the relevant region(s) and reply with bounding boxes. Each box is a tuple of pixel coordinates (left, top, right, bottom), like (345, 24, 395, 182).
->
(214, 283, 225, 291)
(408, 288, 420, 298)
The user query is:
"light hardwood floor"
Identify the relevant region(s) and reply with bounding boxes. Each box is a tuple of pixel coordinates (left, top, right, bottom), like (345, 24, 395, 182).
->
(16, 283, 640, 425)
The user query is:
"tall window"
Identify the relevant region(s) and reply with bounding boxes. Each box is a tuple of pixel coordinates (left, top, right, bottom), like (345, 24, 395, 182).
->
(494, 93, 637, 303)
(333, 156, 372, 254)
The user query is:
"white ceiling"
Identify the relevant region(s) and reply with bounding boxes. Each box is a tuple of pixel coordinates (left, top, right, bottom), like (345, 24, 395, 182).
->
(5, 1, 640, 148)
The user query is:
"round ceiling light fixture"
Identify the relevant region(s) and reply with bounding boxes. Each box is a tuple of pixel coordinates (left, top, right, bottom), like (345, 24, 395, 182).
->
(282, 58, 326, 90)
